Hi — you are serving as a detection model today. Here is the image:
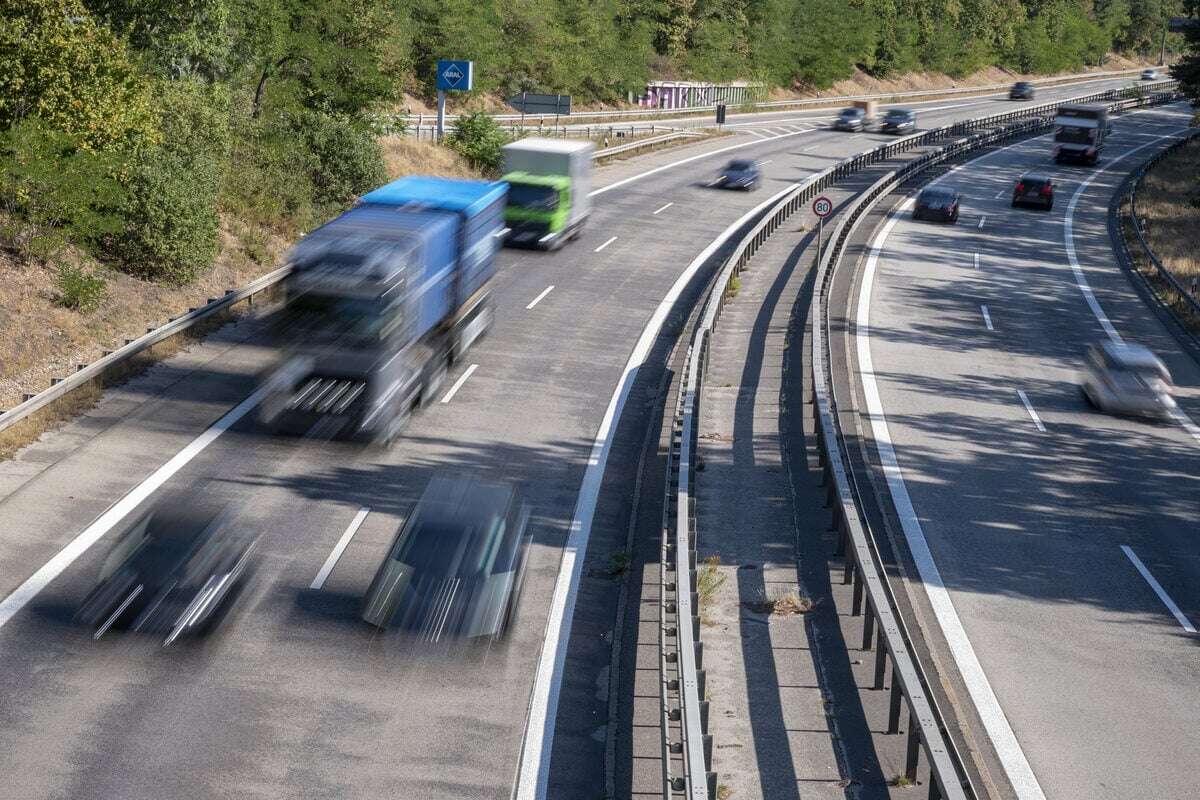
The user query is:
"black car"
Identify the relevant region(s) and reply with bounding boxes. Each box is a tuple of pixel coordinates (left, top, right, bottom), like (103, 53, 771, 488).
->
(362, 475, 531, 641)
(913, 187, 961, 222)
(75, 502, 257, 645)
(1009, 81, 1035, 100)
(1012, 174, 1054, 210)
(880, 108, 916, 134)
(716, 159, 760, 190)
(833, 107, 867, 131)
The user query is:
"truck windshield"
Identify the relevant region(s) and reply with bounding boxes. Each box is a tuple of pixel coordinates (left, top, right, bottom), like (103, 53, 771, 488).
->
(1055, 125, 1095, 145)
(509, 183, 560, 212)
(282, 292, 391, 344)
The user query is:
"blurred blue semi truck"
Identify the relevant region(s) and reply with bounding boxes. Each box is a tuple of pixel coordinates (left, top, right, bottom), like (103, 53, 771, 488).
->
(259, 176, 508, 442)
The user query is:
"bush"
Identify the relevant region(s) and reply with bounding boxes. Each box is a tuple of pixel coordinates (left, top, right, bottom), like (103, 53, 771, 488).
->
(446, 112, 511, 175)
(54, 262, 107, 312)
(111, 80, 228, 284)
(0, 118, 126, 261)
(294, 111, 387, 207)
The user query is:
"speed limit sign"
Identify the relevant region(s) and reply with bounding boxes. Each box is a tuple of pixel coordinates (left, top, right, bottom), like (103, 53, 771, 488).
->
(812, 196, 833, 217)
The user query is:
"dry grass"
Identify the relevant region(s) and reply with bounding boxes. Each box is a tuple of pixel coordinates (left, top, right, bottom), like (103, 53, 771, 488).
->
(380, 136, 482, 180)
(742, 588, 812, 616)
(0, 217, 291, 412)
(1128, 136, 1200, 332)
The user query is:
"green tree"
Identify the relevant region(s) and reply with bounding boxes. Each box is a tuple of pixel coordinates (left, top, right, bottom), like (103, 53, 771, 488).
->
(0, 118, 126, 261)
(446, 112, 511, 174)
(1172, 0, 1200, 103)
(0, 0, 156, 152)
(111, 80, 229, 283)
(84, 0, 234, 80)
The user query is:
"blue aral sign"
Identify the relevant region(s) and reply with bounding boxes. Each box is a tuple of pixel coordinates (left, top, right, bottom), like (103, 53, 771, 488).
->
(436, 60, 474, 92)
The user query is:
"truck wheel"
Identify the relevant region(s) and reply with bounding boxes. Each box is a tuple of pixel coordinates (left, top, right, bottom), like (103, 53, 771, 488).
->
(420, 356, 449, 407)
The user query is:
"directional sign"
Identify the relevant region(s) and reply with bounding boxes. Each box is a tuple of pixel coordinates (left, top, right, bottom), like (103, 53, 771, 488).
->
(812, 196, 834, 218)
(506, 92, 572, 116)
(437, 60, 474, 92)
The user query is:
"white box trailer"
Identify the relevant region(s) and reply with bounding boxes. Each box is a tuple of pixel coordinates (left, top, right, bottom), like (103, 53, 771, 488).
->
(501, 138, 594, 249)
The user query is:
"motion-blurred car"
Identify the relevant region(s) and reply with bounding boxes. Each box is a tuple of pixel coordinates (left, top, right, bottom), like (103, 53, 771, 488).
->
(1011, 173, 1054, 210)
(715, 159, 761, 191)
(362, 476, 531, 641)
(75, 503, 257, 646)
(913, 187, 961, 222)
(1009, 81, 1036, 100)
(1141, 69, 1160, 80)
(1080, 342, 1176, 418)
(880, 108, 917, 134)
(833, 107, 867, 131)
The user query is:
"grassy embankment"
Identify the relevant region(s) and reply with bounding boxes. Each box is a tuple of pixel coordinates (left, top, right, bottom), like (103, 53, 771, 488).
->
(1126, 135, 1200, 333)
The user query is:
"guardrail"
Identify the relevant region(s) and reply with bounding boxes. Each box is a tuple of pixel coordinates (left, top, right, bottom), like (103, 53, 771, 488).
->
(1125, 129, 1200, 318)
(654, 80, 1180, 798)
(0, 266, 290, 450)
(394, 67, 1156, 129)
(594, 131, 704, 160)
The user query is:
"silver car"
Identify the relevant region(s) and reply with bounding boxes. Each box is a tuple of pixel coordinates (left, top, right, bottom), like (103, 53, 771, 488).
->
(1080, 342, 1176, 418)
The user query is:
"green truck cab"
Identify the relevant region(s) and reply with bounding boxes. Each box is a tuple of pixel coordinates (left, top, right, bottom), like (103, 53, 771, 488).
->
(502, 138, 593, 250)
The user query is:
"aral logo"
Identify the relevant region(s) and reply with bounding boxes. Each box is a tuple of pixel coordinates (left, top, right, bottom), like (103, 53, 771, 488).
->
(442, 64, 464, 88)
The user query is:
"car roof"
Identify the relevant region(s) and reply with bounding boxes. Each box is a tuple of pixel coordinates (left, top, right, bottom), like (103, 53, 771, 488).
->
(412, 475, 516, 529)
(1097, 341, 1166, 370)
(840, 107, 863, 114)
(1020, 173, 1052, 183)
(726, 159, 755, 169)
(919, 186, 957, 197)
(886, 108, 913, 114)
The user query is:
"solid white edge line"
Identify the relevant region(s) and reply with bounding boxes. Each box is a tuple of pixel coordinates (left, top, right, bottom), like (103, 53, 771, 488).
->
(652, 202, 674, 215)
(1120, 545, 1198, 633)
(516, 180, 804, 800)
(594, 236, 618, 253)
(1016, 389, 1046, 432)
(310, 507, 371, 590)
(589, 128, 810, 197)
(0, 385, 272, 629)
(526, 285, 555, 310)
(440, 363, 478, 404)
(981, 304, 994, 331)
(857, 198, 1048, 800)
(1062, 124, 1200, 443)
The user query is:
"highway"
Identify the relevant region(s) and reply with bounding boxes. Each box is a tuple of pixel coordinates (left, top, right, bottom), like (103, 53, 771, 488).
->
(845, 103, 1199, 799)
(0, 72, 1163, 800)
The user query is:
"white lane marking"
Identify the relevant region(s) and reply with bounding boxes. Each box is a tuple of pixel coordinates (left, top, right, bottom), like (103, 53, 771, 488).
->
(594, 236, 617, 253)
(440, 363, 478, 404)
(652, 202, 674, 215)
(994, 189, 1007, 199)
(310, 507, 370, 590)
(516, 180, 805, 799)
(526, 285, 555, 310)
(981, 304, 994, 331)
(803, 144, 819, 152)
(857, 199, 1048, 800)
(1120, 545, 1197, 633)
(590, 128, 811, 197)
(973, 252, 980, 270)
(0, 385, 271, 630)
(977, 215, 987, 230)
(758, 159, 773, 165)
(1062, 126, 1200, 443)
(1016, 389, 1046, 432)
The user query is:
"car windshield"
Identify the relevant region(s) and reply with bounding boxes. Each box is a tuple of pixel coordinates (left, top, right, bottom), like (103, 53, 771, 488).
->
(885, 111, 910, 120)
(1056, 125, 1096, 144)
(921, 190, 954, 203)
(508, 183, 559, 212)
(726, 160, 754, 171)
(1014, 83, 1031, 89)
(840, 108, 862, 117)
(282, 291, 391, 344)
(394, 511, 508, 578)
(1020, 177, 1047, 189)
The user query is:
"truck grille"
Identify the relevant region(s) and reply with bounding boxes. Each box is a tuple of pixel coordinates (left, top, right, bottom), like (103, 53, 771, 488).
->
(287, 377, 367, 415)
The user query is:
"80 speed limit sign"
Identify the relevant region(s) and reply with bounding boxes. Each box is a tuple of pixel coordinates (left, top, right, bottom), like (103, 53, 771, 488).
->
(812, 196, 833, 217)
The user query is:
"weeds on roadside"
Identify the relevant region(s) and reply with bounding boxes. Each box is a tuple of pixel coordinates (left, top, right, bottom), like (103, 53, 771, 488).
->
(54, 262, 107, 312)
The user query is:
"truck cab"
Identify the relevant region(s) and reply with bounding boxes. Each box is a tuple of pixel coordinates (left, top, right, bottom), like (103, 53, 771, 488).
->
(260, 177, 506, 443)
(1053, 103, 1109, 165)
(502, 138, 593, 250)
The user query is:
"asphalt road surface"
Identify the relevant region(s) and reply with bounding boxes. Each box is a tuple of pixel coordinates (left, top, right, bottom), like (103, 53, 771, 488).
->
(849, 103, 1199, 800)
(0, 73, 1163, 800)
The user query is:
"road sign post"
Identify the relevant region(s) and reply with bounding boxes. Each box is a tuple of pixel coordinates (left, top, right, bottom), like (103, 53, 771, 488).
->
(436, 60, 474, 142)
(716, 103, 727, 127)
(812, 195, 833, 267)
